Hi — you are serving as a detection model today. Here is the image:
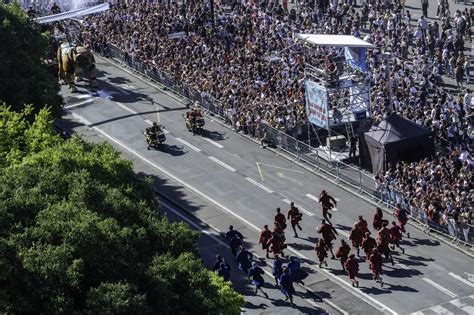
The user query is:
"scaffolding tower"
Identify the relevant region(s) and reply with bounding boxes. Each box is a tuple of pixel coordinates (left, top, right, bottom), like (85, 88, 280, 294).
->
(298, 34, 374, 162)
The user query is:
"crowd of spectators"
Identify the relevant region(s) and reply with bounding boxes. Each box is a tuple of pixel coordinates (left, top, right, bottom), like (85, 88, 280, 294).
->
(81, 0, 473, 243)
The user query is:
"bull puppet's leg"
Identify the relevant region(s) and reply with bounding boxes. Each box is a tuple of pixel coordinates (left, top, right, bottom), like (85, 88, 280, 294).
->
(66, 72, 78, 93)
(89, 66, 98, 88)
(57, 52, 67, 85)
(58, 67, 67, 85)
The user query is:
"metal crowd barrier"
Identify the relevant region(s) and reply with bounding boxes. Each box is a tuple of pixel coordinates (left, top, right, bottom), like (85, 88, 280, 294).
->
(101, 43, 473, 247)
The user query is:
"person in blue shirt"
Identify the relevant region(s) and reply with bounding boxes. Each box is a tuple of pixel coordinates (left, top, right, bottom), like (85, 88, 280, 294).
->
(284, 257, 308, 285)
(212, 254, 231, 273)
(216, 262, 231, 282)
(272, 255, 283, 286)
(279, 267, 295, 307)
(226, 225, 244, 256)
(248, 262, 268, 297)
(235, 246, 253, 275)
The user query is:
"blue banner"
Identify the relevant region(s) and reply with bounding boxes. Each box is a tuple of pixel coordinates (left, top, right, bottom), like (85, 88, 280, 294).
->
(344, 47, 367, 72)
(305, 80, 328, 130)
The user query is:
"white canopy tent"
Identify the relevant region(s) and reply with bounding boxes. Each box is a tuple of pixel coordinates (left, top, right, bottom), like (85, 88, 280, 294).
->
(297, 34, 374, 48)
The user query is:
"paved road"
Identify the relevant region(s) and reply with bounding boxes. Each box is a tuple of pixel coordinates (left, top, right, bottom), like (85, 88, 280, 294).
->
(161, 196, 332, 314)
(60, 57, 474, 314)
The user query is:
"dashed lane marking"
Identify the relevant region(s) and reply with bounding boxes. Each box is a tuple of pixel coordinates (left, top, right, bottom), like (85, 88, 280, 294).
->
(175, 137, 201, 152)
(412, 304, 454, 315)
(423, 278, 458, 298)
(448, 272, 474, 288)
(159, 199, 345, 314)
(117, 106, 172, 134)
(116, 101, 137, 114)
(143, 119, 169, 134)
(245, 177, 274, 194)
(306, 193, 338, 211)
(450, 298, 474, 314)
(256, 162, 265, 181)
(68, 110, 397, 315)
(306, 193, 319, 202)
(208, 156, 236, 172)
(70, 93, 93, 99)
(282, 198, 315, 217)
(63, 98, 97, 109)
(203, 137, 224, 148)
(412, 295, 474, 314)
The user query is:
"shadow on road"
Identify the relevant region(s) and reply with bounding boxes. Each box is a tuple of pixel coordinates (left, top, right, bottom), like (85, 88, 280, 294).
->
(384, 266, 422, 278)
(205, 130, 226, 141)
(411, 238, 440, 247)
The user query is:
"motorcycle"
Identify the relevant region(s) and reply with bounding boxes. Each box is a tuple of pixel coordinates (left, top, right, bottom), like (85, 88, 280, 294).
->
(143, 128, 166, 150)
(184, 114, 205, 136)
(195, 117, 205, 135)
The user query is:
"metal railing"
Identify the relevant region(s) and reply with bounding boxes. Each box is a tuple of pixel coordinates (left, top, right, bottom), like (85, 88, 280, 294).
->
(101, 43, 473, 248)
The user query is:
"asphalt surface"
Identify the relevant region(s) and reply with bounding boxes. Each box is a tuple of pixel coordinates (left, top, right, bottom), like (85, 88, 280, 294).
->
(58, 56, 474, 315)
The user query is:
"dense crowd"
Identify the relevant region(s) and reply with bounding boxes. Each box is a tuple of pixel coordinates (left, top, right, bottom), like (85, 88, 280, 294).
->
(81, 0, 473, 242)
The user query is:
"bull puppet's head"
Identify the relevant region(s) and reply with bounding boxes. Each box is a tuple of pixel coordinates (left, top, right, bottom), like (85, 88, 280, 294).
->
(74, 46, 95, 72)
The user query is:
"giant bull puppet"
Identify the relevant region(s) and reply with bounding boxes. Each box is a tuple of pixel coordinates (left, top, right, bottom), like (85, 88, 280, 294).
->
(57, 42, 98, 92)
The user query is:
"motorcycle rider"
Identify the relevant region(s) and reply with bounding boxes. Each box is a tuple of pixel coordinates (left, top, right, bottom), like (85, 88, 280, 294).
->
(145, 122, 163, 149)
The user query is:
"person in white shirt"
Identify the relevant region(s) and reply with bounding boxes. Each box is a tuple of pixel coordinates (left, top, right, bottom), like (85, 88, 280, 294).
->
(464, 89, 471, 112)
(418, 16, 427, 37)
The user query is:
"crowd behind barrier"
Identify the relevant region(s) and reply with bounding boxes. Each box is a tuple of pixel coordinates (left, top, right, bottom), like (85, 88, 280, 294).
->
(100, 42, 473, 246)
(78, 0, 473, 247)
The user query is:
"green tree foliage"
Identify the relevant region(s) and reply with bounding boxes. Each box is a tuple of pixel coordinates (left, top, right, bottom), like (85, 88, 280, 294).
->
(0, 103, 61, 168)
(0, 113, 245, 313)
(147, 253, 245, 315)
(0, 3, 61, 115)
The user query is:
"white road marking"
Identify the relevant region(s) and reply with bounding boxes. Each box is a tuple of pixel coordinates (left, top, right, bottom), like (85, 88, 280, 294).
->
(97, 90, 113, 99)
(256, 162, 265, 181)
(285, 244, 396, 314)
(155, 106, 160, 123)
(281, 199, 314, 217)
(143, 119, 169, 134)
(256, 162, 305, 173)
(64, 98, 96, 109)
(68, 110, 397, 315)
(306, 193, 339, 211)
(120, 84, 136, 90)
(70, 93, 93, 99)
(115, 103, 170, 133)
(416, 305, 454, 315)
(245, 177, 274, 194)
(159, 199, 347, 315)
(116, 101, 137, 114)
(450, 298, 474, 314)
(306, 193, 319, 202)
(175, 137, 201, 152)
(208, 156, 236, 172)
(449, 272, 474, 288)
(203, 137, 224, 148)
(423, 278, 458, 298)
(465, 272, 474, 282)
(395, 262, 411, 270)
